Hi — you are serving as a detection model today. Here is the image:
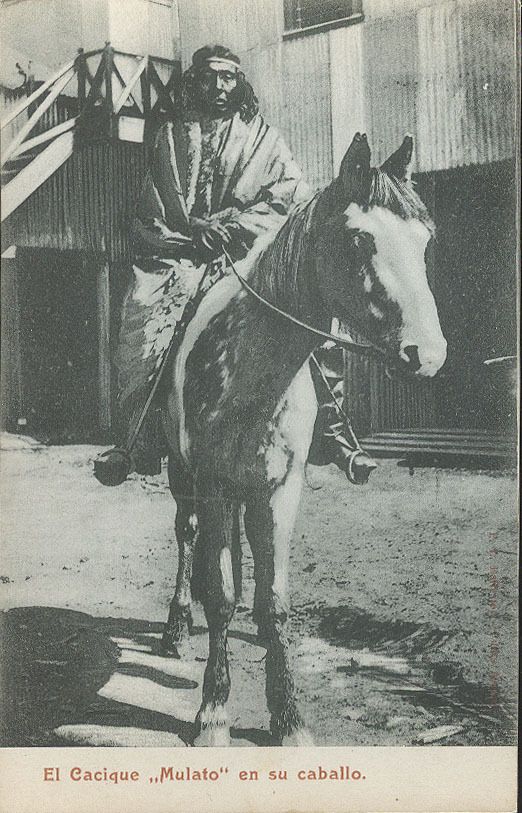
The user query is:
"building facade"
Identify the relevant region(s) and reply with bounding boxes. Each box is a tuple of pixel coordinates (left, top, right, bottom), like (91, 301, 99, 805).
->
(1, 0, 518, 441)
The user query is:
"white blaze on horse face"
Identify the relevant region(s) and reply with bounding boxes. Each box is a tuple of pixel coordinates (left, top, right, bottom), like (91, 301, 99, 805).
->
(344, 203, 447, 376)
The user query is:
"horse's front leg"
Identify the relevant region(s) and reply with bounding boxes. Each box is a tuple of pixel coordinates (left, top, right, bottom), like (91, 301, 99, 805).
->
(244, 470, 313, 746)
(194, 479, 238, 746)
(161, 458, 196, 657)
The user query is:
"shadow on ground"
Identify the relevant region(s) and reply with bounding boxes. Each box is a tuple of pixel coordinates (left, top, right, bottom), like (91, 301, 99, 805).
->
(0, 606, 271, 747)
(308, 604, 517, 745)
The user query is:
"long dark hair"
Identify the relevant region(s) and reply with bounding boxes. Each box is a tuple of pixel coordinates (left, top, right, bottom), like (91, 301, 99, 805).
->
(182, 44, 259, 124)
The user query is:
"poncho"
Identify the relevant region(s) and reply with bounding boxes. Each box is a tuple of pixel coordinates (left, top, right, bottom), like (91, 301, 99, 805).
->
(115, 111, 309, 408)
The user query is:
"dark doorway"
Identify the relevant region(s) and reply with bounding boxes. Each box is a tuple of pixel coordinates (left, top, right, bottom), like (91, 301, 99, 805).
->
(15, 249, 100, 442)
(414, 160, 517, 433)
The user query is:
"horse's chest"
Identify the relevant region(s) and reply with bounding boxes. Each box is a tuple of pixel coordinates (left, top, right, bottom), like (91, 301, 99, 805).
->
(187, 340, 317, 488)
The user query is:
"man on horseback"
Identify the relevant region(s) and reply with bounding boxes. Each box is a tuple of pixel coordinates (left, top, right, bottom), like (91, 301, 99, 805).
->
(95, 44, 373, 485)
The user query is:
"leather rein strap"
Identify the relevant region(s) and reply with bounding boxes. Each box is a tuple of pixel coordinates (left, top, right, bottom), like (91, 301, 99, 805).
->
(221, 246, 385, 358)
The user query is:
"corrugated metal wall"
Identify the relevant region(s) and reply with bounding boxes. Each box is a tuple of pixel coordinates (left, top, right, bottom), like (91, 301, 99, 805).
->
(4, 141, 146, 264)
(280, 33, 333, 190)
(0, 85, 31, 148)
(176, 0, 516, 179)
(329, 23, 365, 174)
(362, 9, 419, 167)
(107, 0, 180, 60)
(330, 0, 517, 171)
(2, 140, 147, 433)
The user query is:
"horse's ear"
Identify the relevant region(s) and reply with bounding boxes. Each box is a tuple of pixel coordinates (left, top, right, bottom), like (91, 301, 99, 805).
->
(381, 135, 413, 181)
(338, 132, 371, 203)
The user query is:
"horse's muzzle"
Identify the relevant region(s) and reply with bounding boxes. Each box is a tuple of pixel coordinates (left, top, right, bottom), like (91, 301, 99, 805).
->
(399, 344, 422, 372)
(390, 341, 447, 379)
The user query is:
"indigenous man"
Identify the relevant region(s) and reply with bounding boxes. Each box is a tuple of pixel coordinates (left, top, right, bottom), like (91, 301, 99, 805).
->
(95, 45, 373, 485)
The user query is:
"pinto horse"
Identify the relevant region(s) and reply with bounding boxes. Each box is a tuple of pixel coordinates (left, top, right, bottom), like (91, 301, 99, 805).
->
(159, 133, 447, 746)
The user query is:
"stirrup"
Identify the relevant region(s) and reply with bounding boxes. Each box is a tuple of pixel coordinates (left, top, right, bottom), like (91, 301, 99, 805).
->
(344, 448, 378, 485)
(93, 447, 134, 486)
(330, 433, 377, 485)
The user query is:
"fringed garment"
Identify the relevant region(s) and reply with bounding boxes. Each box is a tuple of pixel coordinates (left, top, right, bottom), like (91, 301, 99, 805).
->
(115, 112, 309, 425)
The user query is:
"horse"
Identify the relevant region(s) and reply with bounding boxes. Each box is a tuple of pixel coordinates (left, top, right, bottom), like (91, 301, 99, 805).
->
(159, 132, 447, 746)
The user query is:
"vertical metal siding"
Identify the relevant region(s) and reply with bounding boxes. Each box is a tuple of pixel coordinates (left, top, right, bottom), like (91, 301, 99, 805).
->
(365, 0, 435, 20)
(79, 0, 110, 52)
(0, 87, 31, 146)
(363, 11, 419, 168)
(329, 23, 366, 173)
(368, 0, 515, 170)
(177, 0, 282, 67)
(416, 1, 473, 170)
(329, 0, 516, 172)
(107, 0, 148, 54)
(4, 141, 147, 264)
(281, 33, 333, 190)
(459, 0, 516, 166)
(146, 0, 180, 60)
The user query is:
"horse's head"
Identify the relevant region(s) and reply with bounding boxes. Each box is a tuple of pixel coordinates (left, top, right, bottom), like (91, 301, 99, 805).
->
(317, 133, 447, 377)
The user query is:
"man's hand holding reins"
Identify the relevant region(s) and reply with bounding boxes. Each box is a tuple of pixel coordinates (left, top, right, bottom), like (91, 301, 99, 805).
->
(191, 217, 232, 261)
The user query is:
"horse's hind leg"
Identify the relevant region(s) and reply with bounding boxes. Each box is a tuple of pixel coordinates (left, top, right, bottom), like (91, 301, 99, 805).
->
(194, 479, 237, 746)
(244, 473, 313, 746)
(160, 458, 196, 657)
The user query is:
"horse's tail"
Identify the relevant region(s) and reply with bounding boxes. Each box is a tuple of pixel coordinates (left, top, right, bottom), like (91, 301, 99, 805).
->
(190, 502, 242, 603)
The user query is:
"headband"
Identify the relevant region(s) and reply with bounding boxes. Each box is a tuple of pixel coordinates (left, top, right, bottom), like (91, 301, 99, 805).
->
(203, 57, 240, 71)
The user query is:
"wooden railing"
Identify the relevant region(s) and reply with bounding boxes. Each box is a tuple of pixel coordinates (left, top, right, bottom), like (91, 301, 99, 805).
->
(1, 44, 181, 167)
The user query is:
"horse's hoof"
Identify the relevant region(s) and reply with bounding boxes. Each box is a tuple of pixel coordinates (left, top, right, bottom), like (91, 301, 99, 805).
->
(194, 724, 231, 747)
(159, 626, 183, 657)
(194, 706, 230, 746)
(159, 637, 182, 658)
(160, 609, 194, 656)
(281, 729, 314, 746)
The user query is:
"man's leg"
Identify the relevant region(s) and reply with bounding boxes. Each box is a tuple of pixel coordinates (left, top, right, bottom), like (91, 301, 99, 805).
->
(308, 346, 377, 485)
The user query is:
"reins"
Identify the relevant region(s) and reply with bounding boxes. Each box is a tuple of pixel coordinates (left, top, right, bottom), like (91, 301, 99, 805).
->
(220, 245, 385, 358)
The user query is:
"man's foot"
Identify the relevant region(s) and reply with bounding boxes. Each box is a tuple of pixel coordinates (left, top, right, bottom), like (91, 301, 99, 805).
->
(93, 447, 133, 486)
(323, 422, 378, 485)
(334, 444, 378, 485)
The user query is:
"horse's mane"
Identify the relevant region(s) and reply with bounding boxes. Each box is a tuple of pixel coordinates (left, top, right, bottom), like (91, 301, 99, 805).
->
(253, 197, 320, 308)
(367, 168, 435, 234)
(252, 166, 434, 307)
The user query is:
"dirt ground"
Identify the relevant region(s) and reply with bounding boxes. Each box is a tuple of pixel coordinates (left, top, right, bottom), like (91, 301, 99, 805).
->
(0, 433, 518, 748)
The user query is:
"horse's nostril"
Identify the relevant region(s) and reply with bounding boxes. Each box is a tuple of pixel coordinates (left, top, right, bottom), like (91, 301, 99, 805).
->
(402, 345, 421, 371)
